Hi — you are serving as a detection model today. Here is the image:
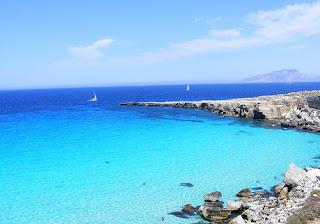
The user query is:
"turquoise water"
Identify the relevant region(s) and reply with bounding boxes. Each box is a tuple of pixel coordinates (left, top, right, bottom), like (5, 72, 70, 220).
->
(0, 84, 320, 224)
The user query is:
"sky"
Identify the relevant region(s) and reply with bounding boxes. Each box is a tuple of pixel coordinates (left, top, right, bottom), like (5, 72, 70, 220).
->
(1, 0, 320, 89)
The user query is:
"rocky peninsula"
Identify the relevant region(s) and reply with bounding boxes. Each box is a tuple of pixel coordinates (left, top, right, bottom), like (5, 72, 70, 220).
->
(121, 90, 320, 132)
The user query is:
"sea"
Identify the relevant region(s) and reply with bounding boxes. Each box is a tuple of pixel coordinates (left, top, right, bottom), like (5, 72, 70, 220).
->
(0, 83, 320, 224)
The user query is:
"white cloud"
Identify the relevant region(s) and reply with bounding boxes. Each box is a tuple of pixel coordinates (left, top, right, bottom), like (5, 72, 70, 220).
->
(68, 38, 114, 62)
(127, 1, 320, 64)
(209, 29, 240, 38)
(247, 1, 320, 41)
(67, 1, 320, 65)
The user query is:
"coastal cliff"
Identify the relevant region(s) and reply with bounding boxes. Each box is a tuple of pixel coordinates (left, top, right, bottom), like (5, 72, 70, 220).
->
(121, 91, 320, 132)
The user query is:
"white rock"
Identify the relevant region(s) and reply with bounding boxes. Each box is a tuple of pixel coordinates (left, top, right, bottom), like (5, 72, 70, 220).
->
(227, 200, 242, 210)
(284, 163, 308, 186)
(306, 168, 320, 181)
(229, 215, 245, 224)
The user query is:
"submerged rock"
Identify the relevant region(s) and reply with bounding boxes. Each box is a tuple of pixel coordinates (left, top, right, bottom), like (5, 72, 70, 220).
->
(251, 187, 264, 191)
(169, 204, 199, 219)
(181, 204, 197, 215)
(180, 182, 194, 187)
(168, 211, 189, 219)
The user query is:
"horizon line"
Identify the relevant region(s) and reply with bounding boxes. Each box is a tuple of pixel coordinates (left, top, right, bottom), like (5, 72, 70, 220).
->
(1, 81, 320, 91)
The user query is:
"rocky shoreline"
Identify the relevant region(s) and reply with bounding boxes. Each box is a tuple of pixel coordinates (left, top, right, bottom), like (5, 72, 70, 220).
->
(121, 91, 320, 132)
(171, 163, 320, 224)
(121, 90, 320, 223)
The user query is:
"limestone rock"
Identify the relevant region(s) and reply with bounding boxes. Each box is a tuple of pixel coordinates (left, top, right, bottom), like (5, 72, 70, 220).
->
(284, 163, 308, 187)
(229, 215, 245, 224)
(236, 188, 252, 198)
(122, 91, 320, 132)
(274, 182, 285, 194)
(204, 191, 222, 202)
(227, 200, 242, 211)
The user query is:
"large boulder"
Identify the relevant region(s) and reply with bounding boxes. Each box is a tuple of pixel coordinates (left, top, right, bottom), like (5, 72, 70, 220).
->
(227, 200, 242, 211)
(204, 191, 222, 202)
(284, 163, 308, 187)
(181, 204, 196, 215)
(201, 207, 231, 222)
(229, 215, 246, 224)
(307, 96, 320, 109)
(236, 188, 252, 198)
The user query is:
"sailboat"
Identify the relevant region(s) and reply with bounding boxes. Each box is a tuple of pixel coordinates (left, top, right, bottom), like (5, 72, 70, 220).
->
(88, 92, 98, 102)
(186, 84, 190, 92)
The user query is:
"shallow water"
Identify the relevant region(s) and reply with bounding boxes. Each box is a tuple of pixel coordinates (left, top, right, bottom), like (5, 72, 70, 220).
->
(0, 83, 320, 224)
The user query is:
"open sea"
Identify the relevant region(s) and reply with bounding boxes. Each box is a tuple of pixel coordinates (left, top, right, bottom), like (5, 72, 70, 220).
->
(1, 83, 320, 224)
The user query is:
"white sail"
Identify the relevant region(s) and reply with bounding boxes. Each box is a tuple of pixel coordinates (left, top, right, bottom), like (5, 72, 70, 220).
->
(89, 92, 98, 102)
(186, 84, 190, 91)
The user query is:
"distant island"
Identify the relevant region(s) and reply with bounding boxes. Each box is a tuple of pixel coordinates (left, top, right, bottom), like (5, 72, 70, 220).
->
(242, 69, 320, 83)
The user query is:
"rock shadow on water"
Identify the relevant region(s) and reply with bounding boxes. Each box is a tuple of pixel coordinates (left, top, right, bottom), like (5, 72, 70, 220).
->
(211, 123, 222, 126)
(312, 155, 320, 160)
(251, 187, 264, 191)
(235, 130, 253, 135)
(169, 204, 199, 219)
(156, 116, 204, 123)
(168, 211, 190, 219)
(180, 182, 194, 187)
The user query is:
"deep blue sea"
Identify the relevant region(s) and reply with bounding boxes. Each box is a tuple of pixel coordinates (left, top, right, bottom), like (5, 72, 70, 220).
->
(1, 83, 320, 224)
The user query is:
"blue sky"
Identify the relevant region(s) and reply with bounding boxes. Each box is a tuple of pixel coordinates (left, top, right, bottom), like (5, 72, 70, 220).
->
(1, 0, 320, 89)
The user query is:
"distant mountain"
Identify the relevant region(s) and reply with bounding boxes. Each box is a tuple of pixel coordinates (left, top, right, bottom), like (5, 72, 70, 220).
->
(243, 69, 320, 83)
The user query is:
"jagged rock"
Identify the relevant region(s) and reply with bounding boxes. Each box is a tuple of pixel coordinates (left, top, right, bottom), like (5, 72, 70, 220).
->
(122, 91, 320, 132)
(284, 163, 308, 187)
(279, 187, 289, 202)
(204, 201, 224, 208)
(274, 182, 286, 194)
(201, 207, 231, 222)
(204, 191, 222, 202)
(236, 188, 252, 198)
(177, 164, 320, 223)
(181, 204, 196, 215)
(265, 197, 278, 208)
(229, 215, 245, 224)
(227, 200, 242, 211)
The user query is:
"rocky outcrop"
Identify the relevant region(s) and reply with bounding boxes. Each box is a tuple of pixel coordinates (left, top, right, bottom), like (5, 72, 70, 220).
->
(194, 164, 320, 224)
(121, 91, 320, 132)
(284, 163, 308, 187)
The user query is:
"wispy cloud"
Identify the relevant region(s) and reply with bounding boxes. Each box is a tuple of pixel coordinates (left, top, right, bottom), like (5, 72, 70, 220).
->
(124, 1, 320, 64)
(68, 38, 114, 62)
(67, 1, 320, 65)
(292, 44, 310, 49)
(247, 1, 320, 42)
(209, 29, 240, 38)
